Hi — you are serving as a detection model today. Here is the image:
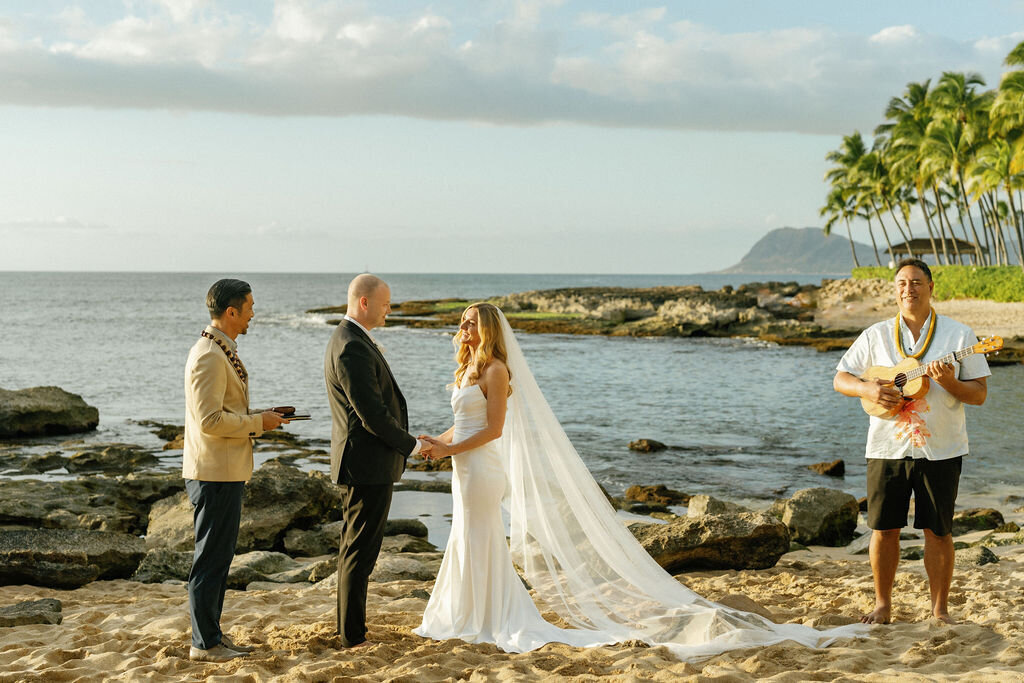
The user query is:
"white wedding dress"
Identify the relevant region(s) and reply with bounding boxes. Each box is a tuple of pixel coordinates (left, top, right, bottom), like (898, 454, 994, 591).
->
(414, 312, 865, 659)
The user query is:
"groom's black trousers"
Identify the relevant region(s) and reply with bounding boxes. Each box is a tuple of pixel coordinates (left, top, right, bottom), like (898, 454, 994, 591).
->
(336, 482, 394, 647)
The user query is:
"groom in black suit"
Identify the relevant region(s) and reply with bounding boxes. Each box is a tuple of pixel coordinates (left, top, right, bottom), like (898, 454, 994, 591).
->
(324, 274, 426, 647)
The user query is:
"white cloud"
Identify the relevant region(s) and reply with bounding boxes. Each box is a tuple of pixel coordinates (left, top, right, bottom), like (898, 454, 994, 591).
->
(0, 2, 1017, 134)
(869, 25, 920, 45)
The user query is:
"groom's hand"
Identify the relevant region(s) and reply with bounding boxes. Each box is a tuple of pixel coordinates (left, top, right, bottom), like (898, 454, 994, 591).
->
(418, 439, 434, 459)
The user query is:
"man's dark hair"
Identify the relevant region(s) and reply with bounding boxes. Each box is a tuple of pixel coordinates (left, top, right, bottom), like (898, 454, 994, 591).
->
(895, 258, 932, 282)
(206, 279, 252, 319)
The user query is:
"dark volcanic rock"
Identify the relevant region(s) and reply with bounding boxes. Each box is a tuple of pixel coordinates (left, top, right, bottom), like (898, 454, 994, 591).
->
(385, 519, 429, 538)
(781, 488, 859, 546)
(624, 484, 690, 506)
(381, 534, 437, 553)
(0, 529, 146, 588)
(131, 548, 193, 583)
(955, 546, 999, 567)
(66, 444, 160, 474)
(630, 512, 790, 572)
(628, 439, 667, 453)
(952, 508, 1005, 536)
(283, 521, 343, 557)
(146, 460, 344, 552)
(0, 473, 184, 535)
(0, 598, 63, 627)
(0, 386, 99, 437)
(807, 459, 845, 477)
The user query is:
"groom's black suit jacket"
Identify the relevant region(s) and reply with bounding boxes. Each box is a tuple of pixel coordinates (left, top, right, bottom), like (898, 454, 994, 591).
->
(324, 319, 417, 485)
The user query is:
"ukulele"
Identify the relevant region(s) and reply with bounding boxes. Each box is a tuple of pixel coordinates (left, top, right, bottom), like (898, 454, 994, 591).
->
(860, 336, 1003, 418)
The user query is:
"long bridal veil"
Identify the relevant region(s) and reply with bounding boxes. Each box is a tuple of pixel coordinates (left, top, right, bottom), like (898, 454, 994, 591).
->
(494, 311, 865, 660)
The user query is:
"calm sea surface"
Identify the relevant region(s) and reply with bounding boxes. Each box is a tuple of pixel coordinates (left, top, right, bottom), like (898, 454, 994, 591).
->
(1, 271, 1021, 512)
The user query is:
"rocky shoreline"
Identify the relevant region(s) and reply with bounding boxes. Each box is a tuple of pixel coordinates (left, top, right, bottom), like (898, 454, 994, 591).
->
(308, 278, 1024, 363)
(1, 413, 1020, 597)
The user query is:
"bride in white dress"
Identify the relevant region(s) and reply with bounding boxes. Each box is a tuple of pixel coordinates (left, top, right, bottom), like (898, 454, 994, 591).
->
(413, 303, 864, 659)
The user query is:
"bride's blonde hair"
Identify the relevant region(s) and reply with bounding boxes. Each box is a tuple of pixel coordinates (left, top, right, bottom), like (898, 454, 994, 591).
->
(451, 302, 512, 395)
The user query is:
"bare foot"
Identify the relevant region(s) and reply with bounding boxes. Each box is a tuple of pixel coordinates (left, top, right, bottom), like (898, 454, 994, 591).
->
(860, 606, 892, 624)
(932, 612, 957, 625)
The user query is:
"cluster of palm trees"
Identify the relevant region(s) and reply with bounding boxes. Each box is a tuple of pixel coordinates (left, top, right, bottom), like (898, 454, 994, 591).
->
(821, 40, 1024, 271)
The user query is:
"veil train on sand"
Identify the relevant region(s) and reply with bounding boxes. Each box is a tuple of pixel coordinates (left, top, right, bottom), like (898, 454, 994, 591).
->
(493, 311, 866, 660)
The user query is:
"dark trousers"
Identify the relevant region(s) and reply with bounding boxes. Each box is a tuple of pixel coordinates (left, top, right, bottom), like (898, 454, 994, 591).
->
(186, 479, 245, 650)
(336, 482, 393, 647)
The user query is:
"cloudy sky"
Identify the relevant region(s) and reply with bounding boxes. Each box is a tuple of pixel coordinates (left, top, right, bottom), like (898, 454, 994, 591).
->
(2, 1, 1022, 273)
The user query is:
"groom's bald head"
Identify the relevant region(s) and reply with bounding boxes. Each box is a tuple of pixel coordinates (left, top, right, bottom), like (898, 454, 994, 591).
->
(348, 273, 386, 306)
(347, 274, 391, 331)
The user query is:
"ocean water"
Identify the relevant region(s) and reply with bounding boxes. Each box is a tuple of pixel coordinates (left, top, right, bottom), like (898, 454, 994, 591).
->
(1, 271, 1021, 512)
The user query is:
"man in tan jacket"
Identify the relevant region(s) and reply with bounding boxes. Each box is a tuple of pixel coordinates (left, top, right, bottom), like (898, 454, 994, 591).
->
(183, 278, 288, 662)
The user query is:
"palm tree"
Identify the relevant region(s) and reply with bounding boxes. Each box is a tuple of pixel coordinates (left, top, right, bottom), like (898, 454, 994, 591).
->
(824, 131, 883, 265)
(928, 72, 994, 264)
(855, 150, 903, 260)
(879, 80, 946, 262)
(970, 139, 1024, 269)
(921, 117, 987, 263)
(821, 187, 861, 267)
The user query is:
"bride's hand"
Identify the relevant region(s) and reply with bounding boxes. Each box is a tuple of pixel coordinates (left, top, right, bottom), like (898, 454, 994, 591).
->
(421, 435, 451, 459)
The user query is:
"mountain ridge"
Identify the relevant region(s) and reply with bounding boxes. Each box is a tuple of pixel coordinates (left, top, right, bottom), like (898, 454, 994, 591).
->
(718, 227, 876, 274)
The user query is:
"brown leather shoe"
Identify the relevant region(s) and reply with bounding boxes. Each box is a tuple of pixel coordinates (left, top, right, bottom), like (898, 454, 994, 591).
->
(189, 644, 247, 662)
(220, 634, 256, 653)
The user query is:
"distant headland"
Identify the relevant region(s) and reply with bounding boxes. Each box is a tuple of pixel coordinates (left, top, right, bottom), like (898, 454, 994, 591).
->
(716, 227, 874, 275)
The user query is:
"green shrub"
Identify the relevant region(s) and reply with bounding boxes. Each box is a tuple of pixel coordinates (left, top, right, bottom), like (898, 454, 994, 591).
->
(851, 265, 1024, 302)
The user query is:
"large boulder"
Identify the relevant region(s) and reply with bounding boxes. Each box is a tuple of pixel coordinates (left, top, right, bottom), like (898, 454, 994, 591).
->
(0, 529, 146, 588)
(630, 512, 790, 572)
(146, 460, 344, 552)
(687, 495, 750, 518)
(131, 548, 193, 583)
(781, 488, 859, 546)
(951, 508, 1005, 536)
(369, 554, 440, 582)
(227, 551, 304, 589)
(381, 535, 437, 553)
(0, 386, 99, 437)
(0, 473, 184, 535)
(283, 521, 344, 557)
(143, 494, 193, 550)
(0, 599, 63, 627)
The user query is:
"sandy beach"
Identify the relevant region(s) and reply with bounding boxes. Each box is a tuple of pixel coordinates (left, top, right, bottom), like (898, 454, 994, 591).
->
(3, 521, 1023, 682)
(816, 286, 1024, 342)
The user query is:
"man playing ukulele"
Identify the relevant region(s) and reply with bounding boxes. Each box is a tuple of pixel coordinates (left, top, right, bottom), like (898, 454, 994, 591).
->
(834, 258, 989, 625)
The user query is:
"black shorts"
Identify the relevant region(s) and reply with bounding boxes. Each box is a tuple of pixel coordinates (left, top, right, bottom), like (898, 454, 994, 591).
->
(866, 456, 962, 536)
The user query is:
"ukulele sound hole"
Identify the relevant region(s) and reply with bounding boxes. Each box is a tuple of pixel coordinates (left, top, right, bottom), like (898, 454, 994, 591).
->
(893, 373, 908, 389)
